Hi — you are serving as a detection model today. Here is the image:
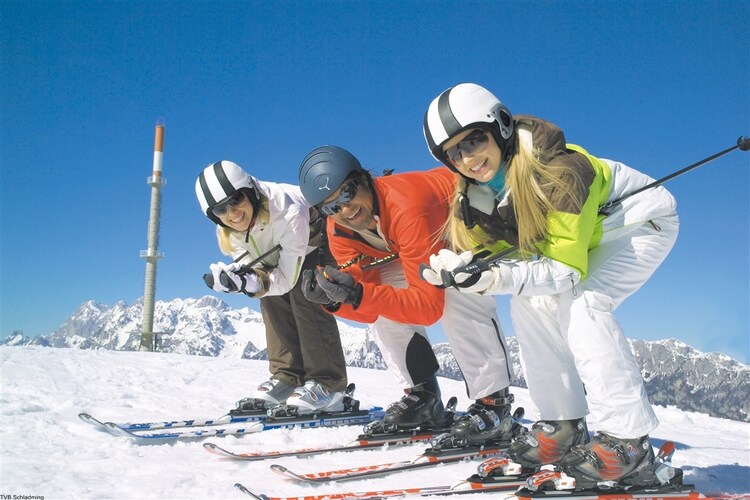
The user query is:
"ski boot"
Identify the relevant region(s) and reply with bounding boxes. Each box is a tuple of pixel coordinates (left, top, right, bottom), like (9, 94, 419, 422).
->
(508, 418, 588, 468)
(559, 432, 668, 488)
(284, 380, 345, 415)
(450, 389, 525, 446)
(234, 378, 294, 413)
(381, 375, 445, 430)
(519, 439, 690, 496)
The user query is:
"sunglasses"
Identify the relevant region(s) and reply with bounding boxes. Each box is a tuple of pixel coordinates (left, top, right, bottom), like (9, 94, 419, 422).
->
(443, 129, 490, 165)
(211, 191, 246, 217)
(319, 179, 360, 216)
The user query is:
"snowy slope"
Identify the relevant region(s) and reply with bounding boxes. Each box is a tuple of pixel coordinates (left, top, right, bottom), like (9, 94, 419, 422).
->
(1, 346, 748, 500)
(7, 297, 747, 422)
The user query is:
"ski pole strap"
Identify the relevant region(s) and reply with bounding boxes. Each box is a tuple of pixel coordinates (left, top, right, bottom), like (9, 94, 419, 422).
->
(599, 136, 749, 216)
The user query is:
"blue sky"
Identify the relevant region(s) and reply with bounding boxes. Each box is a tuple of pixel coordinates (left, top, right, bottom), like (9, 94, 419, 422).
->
(1, 0, 748, 363)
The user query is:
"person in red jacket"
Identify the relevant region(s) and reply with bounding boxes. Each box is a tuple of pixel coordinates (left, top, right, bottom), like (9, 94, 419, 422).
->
(297, 145, 522, 444)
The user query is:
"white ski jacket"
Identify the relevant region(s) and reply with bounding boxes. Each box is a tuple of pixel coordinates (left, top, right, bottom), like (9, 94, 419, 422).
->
(225, 179, 317, 298)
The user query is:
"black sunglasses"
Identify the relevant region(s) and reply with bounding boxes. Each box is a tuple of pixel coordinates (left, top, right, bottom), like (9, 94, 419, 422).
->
(211, 191, 246, 217)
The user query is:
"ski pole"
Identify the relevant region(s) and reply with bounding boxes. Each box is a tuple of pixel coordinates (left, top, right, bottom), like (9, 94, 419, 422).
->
(202, 244, 282, 289)
(428, 136, 749, 287)
(487, 135, 749, 262)
(598, 135, 750, 215)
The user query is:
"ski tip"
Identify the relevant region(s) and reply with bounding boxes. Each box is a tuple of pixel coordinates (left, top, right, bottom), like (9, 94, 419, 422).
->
(445, 396, 458, 412)
(234, 482, 267, 499)
(269, 464, 288, 474)
(214, 414, 233, 425)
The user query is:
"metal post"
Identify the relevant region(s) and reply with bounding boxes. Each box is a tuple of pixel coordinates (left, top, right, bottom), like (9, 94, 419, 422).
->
(139, 123, 166, 351)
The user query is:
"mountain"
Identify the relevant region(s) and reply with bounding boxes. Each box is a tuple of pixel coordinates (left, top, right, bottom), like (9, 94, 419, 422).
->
(4, 296, 748, 422)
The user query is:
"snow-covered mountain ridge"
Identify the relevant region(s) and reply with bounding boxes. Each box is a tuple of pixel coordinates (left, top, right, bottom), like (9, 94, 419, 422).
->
(4, 296, 748, 422)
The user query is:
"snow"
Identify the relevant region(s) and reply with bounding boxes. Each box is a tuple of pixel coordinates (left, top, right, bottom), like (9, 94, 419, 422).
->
(1, 346, 748, 499)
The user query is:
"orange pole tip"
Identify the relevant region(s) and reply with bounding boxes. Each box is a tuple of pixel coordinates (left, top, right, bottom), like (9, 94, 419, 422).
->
(153, 125, 164, 152)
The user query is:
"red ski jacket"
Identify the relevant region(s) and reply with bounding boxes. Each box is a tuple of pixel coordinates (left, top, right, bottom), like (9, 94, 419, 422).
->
(326, 167, 456, 325)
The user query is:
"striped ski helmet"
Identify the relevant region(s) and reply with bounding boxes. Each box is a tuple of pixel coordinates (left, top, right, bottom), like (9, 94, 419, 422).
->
(423, 83, 515, 171)
(195, 160, 259, 227)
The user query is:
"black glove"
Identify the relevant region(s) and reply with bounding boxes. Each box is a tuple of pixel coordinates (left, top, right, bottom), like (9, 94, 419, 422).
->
(301, 269, 334, 305)
(315, 265, 364, 308)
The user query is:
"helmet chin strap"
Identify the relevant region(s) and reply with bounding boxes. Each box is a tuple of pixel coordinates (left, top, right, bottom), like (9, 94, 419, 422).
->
(242, 187, 261, 242)
(243, 212, 258, 243)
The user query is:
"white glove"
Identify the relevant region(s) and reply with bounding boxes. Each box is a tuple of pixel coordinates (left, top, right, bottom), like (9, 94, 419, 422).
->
(208, 262, 261, 295)
(421, 249, 495, 294)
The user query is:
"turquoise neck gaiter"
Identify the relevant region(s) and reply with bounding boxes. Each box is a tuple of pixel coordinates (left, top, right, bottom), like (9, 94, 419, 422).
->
(479, 161, 507, 196)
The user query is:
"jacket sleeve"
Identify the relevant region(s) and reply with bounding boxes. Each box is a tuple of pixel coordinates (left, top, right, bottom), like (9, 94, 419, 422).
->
(324, 230, 381, 324)
(336, 215, 446, 326)
(264, 202, 309, 296)
(481, 256, 581, 296)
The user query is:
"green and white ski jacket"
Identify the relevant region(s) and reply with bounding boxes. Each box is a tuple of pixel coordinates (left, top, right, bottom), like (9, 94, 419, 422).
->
(466, 116, 677, 296)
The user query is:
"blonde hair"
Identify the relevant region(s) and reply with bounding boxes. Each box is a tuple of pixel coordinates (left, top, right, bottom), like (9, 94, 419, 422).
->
(216, 194, 270, 255)
(443, 137, 584, 255)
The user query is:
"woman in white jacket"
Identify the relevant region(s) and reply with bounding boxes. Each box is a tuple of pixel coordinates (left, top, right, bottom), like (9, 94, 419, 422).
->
(196, 161, 348, 414)
(420, 83, 679, 487)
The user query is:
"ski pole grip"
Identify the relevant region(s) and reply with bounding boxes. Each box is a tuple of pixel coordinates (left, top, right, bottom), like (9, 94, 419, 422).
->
(738, 136, 750, 151)
(440, 269, 455, 288)
(219, 271, 238, 291)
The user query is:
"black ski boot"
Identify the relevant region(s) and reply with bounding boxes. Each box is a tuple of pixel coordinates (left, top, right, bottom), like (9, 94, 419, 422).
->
(381, 375, 445, 429)
(450, 388, 522, 445)
(559, 432, 662, 487)
(508, 418, 588, 468)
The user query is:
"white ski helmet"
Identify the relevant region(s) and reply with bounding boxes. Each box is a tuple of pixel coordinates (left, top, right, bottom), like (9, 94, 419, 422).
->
(423, 83, 515, 171)
(195, 160, 259, 226)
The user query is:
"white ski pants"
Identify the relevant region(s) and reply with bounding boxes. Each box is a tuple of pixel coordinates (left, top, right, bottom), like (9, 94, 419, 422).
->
(372, 259, 512, 399)
(510, 214, 679, 438)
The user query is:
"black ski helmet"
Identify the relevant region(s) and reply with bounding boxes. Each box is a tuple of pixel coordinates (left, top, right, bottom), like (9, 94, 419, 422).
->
(298, 145, 363, 206)
(195, 160, 260, 227)
(423, 83, 515, 173)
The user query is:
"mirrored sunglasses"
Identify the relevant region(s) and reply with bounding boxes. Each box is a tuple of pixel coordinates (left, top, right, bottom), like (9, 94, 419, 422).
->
(444, 129, 490, 165)
(319, 179, 360, 216)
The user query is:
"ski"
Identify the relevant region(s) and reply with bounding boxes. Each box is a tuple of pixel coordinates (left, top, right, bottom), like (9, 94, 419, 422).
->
(270, 440, 512, 483)
(205, 396, 462, 460)
(79, 383, 382, 440)
(95, 407, 383, 440)
(234, 477, 526, 499)
(204, 427, 439, 461)
(514, 488, 703, 500)
(269, 405, 526, 483)
(78, 411, 261, 434)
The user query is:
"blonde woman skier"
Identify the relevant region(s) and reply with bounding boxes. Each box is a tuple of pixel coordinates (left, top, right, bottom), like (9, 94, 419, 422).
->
(421, 83, 680, 488)
(196, 160, 348, 415)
